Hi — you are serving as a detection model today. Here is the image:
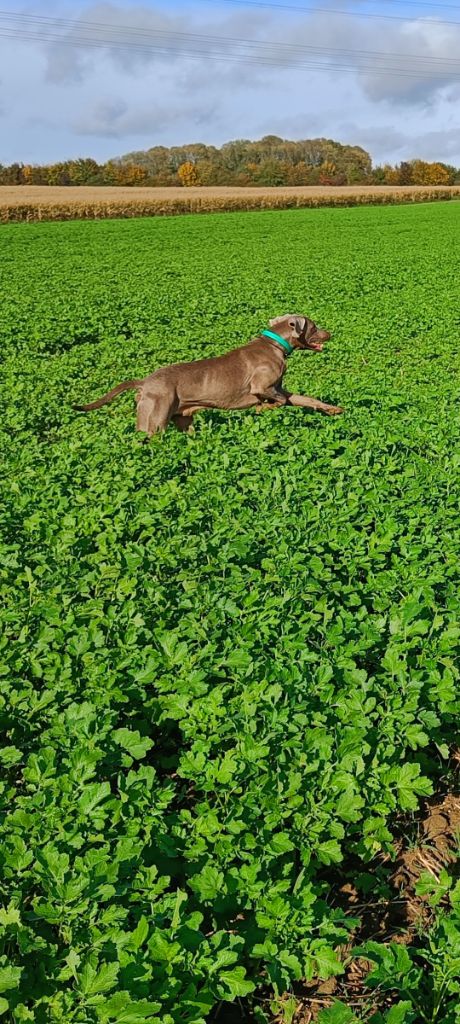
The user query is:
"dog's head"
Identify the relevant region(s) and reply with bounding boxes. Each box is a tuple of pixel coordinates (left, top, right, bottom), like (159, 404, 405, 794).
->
(269, 314, 330, 352)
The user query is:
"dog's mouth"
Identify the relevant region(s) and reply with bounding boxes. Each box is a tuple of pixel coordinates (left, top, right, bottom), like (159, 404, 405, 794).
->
(305, 330, 330, 352)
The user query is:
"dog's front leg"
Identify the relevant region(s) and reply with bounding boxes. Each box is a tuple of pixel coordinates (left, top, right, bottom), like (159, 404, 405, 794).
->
(251, 382, 287, 406)
(283, 391, 343, 415)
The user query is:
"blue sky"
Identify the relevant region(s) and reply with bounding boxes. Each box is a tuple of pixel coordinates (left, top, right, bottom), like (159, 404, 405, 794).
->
(1, 0, 459, 166)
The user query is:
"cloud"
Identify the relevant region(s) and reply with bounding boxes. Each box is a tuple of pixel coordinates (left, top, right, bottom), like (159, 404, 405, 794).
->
(72, 96, 218, 137)
(338, 122, 460, 164)
(1, 0, 459, 165)
(57, 1, 188, 77)
(280, 11, 460, 106)
(40, 1, 270, 81)
(37, 2, 460, 104)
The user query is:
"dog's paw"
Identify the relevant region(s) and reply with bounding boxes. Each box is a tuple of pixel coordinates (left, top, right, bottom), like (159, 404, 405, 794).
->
(326, 405, 344, 415)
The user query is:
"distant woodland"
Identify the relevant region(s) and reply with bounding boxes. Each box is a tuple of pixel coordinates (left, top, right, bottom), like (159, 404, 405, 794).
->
(2, 136, 458, 187)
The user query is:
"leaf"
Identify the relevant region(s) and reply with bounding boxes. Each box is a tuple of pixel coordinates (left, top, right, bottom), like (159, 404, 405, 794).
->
(79, 962, 119, 996)
(405, 725, 429, 750)
(313, 946, 344, 980)
(267, 832, 295, 855)
(381, 648, 406, 677)
(130, 915, 149, 950)
(219, 967, 255, 999)
(0, 999, 8, 1016)
(189, 866, 224, 900)
(225, 650, 253, 673)
(215, 752, 238, 783)
(112, 728, 154, 760)
(0, 967, 22, 993)
(278, 951, 302, 980)
(0, 746, 22, 767)
(57, 949, 81, 981)
(317, 840, 343, 865)
(336, 789, 364, 823)
(0, 906, 21, 928)
(77, 782, 111, 816)
(36, 844, 69, 881)
(148, 932, 181, 963)
(415, 868, 451, 906)
(384, 1002, 415, 1024)
(170, 889, 188, 929)
(393, 764, 433, 810)
(97, 993, 162, 1023)
(317, 1001, 359, 1023)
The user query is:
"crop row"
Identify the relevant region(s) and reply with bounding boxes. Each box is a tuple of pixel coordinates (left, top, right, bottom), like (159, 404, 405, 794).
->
(1, 186, 459, 221)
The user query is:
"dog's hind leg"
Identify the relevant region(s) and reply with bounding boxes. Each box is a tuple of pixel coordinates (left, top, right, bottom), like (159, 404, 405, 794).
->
(172, 413, 195, 433)
(136, 392, 175, 436)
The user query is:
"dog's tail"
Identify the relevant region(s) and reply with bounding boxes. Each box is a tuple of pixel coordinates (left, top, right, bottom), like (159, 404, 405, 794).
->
(73, 379, 141, 412)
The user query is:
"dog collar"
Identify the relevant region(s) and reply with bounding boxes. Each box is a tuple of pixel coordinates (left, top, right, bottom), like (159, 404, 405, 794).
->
(261, 329, 294, 355)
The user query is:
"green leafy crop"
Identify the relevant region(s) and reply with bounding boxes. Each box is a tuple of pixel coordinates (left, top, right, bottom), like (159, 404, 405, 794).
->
(1, 203, 459, 1022)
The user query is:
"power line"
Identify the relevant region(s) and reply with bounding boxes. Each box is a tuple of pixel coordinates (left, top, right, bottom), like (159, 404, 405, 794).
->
(204, 0, 460, 12)
(352, 0, 460, 8)
(1, 24, 459, 81)
(197, 0, 460, 25)
(1, 10, 459, 72)
(1, 4, 460, 36)
(360, 0, 460, 8)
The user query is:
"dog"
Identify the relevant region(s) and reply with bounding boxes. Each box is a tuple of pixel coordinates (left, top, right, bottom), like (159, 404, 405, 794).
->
(74, 314, 343, 435)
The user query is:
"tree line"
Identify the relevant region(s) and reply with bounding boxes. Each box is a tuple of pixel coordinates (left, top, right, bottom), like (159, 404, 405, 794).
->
(1, 136, 459, 187)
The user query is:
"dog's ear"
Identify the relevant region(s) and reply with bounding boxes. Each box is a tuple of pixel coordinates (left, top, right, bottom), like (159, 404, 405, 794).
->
(289, 317, 304, 337)
(269, 317, 282, 327)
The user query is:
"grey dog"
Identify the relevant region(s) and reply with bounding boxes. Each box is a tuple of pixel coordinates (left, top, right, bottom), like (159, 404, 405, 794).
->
(74, 314, 343, 435)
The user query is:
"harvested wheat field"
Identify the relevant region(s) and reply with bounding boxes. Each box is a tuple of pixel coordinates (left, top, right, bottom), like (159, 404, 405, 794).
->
(1, 183, 459, 221)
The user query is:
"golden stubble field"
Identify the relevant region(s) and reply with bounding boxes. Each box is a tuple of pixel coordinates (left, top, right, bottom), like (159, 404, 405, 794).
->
(1, 184, 459, 221)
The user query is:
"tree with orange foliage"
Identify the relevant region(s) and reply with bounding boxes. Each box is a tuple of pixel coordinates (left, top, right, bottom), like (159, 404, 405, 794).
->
(177, 162, 199, 187)
(411, 160, 452, 185)
(382, 165, 401, 185)
(22, 165, 35, 184)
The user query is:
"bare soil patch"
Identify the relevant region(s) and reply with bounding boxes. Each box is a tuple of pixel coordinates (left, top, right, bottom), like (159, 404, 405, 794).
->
(293, 789, 460, 1023)
(211, 784, 460, 1024)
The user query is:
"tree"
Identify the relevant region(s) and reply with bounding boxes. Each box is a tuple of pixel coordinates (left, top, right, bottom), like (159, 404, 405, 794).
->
(254, 159, 287, 186)
(22, 164, 39, 185)
(370, 166, 386, 185)
(411, 160, 451, 185)
(177, 162, 199, 187)
(220, 140, 252, 172)
(319, 161, 337, 185)
(1, 162, 23, 184)
(194, 159, 226, 186)
(67, 158, 102, 185)
(397, 161, 413, 185)
(382, 165, 400, 185)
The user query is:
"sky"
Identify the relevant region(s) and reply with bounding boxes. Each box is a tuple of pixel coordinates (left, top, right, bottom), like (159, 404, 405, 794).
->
(1, 0, 460, 167)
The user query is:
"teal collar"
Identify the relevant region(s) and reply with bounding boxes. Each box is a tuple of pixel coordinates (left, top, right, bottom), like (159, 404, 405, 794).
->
(261, 329, 294, 355)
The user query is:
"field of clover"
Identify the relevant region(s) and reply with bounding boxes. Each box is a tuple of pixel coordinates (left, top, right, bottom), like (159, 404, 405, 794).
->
(1, 202, 460, 1024)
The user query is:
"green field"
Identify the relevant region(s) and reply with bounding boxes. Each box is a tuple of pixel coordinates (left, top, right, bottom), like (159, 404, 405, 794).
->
(1, 204, 460, 1024)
